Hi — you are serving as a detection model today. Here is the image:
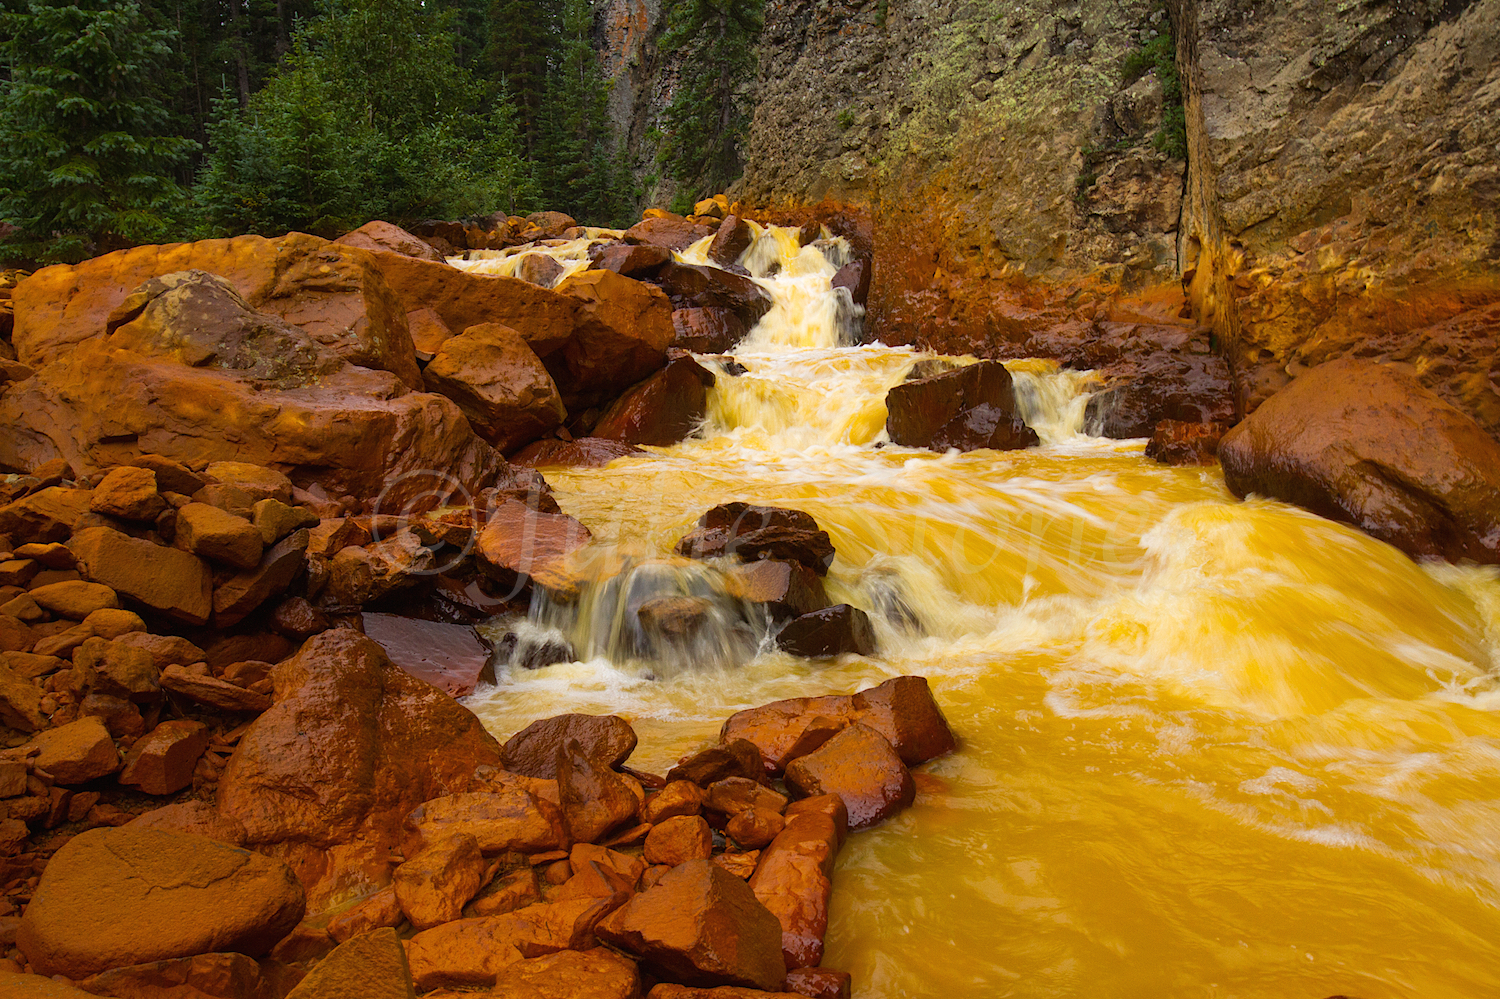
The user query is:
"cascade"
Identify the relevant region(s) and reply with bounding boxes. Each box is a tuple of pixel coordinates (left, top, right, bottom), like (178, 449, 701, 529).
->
(467, 224, 1500, 998)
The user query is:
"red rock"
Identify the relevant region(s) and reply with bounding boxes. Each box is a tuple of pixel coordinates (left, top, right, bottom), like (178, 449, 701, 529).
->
(559, 740, 640, 845)
(553, 270, 676, 408)
(17, 826, 305, 978)
(0, 614, 34, 653)
(1084, 352, 1235, 439)
(160, 665, 271, 713)
(775, 605, 876, 658)
(89, 466, 166, 522)
(725, 561, 828, 620)
(488, 946, 641, 999)
(27, 716, 119, 784)
(555, 859, 638, 903)
(592, 243, 673, 279)
(174, 502, 263, 570)
(885, 360, 1038, 452)
(324, 531, 432, 607)
(467, 866, 542, 917)
(502, 713, 638, 780)
(1145, 419, 1232, 465)
(647, 987, 813, 999)
(77, 951, 294, 999)
(592, 356, 716, 447)
(783, 967, 852, 999)
(623, 217, 713, 252)
(117, 720, 210, 795)
(719, 675, 957, 773)
(705, 778, 787, 818)
(1220, 358, 1500, 564)
(674, 504, 835, 576)
(642, 780, 707, 825)
(643, 815, 714, 867)
(0, 487, 93, 544)
(569, 844, 646, 888)
(831, 257, 871, 307)
(283, 926, 414, 999)
(210, 630, 503, 909)
(0, 662, 46, 731)
(525, 211, 577, 239)
(360, 614, 492, 698)
(402, 789, 564, 856)
(725, 809, 784, 850)
(422, 323, 566, 451)
(657, 263, 774, 328)
(708, 216, 754, 268)
(511, 437, 646, 468)
(394, 832, 487, 930)
(130, 455, 204, 496)
(783, 724, 913, 829)
(595, 860, 786, 991)
(326, 887, 404, 944)
(666, 741, 766, 788)
(405, 897, 619, 989)
(406, 306, 453, 361)
(476, 501, 592, 597)
(514, 253, 566, 289)
(68, 526, 212, 625)
(671, 308, 748, 353)
(747, 795, 847, 970)
(336, 220, 446, 262)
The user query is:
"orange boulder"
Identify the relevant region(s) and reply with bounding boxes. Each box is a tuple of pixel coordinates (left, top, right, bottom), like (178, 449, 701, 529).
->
(422, 323, 566, 451)
(643, 815, 714, 867)
(747, 795, 848, 970)
(783, 724, 914, 829)
(393, 833, 488, 930)
(335, 220, 446, 263)
(501, 713, 638, 780)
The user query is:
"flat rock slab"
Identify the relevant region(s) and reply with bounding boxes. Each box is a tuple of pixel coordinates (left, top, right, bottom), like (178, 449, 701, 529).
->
(286, 927, 416, 999)
(362, 613, 493, 698)
(18, 826, 306, 978)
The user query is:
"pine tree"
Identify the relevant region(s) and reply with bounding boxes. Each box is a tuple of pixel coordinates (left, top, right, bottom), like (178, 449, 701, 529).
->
(0, 0, 200, 263)
(479, 0, 557, 157)
(657, 0, 763, 200)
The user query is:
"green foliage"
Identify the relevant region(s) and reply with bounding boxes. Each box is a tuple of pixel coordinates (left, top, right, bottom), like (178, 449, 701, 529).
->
(1121, 9, 1186, 161)
(836, 108, 855, 130)
(0, 0, 199, 263)
(875, 0, 888, 29)
(657, 0, 764, 196)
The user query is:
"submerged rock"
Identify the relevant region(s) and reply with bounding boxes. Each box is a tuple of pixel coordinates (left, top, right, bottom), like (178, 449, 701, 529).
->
(885, 360, 1038, 452)
(1219, 358, 1500, 565)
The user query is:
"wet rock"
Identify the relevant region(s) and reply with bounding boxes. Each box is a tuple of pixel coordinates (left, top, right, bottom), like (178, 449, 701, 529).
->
(720, 675, 957, 773)
(402, 789, 564, 856)
(708, 216, 755, 267)
(725, 560, 829, 620)
(783, 967, 853, 999)
(210, 525, 309, 626)
(591, 242, 673, 279)
(647, 988, 812, 999)
(488, 946, 641, 999)
(68, 526, 212, 625)
(595, 859, 786, 992)
(592, 356, 716, 447)
(1145, 419, 1231, 465)
(830, 257, 871, 308)
(775, 605, 876, 658)
(514, 253, 566, 289)
(525, 211, 578, 239)
(642, 780, 707, 824)
(335, 219, 446, 263)
(325, 530, 434, 607)
(27, 716, 119, 784)
(18, 826, 305, 978)
(783, 724, 913, 829)
(174, 502, 264, 570)
(0, 487, 94, 544)
(643, 815, 714, 867)
(89, 466, 166, 522)
(705, 778, 787, 818)
(637, 596, 714, 642)
(666, 741, 766, 788)
(405, 897, 620, 989)
(360, 614, 491, 698)
(491, 630, 578, 671)
(207, 630, 503, 909)
(570, 843, 646, 888)
(1084, 354, 1235, 438)
(552, 270, 676, 408)
(422, 323, 566, 452)
(475, 501, 592, 596)
(886, 360, 1038, 452)
(501, 713, 638, 780)
(657, 263, 774, 329)
(725, 809, 785, 851)
(327, 888, 404, 943)
(1220, 358, 1500, 565)
(118, 719, 210, 795)
(394, 833, 487, 930)
(28, 580, 118, 620)
(559, 740, 640, 844)
(671, 307, 748, 353)
(675, 503, 835, 576)
(624, 217, 713, 252)
(511, 437, 646, 468)
(747, 795, 847, 970)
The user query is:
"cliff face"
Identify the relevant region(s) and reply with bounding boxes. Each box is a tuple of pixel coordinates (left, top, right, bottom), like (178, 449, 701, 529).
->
(709, 0, 1500, 430)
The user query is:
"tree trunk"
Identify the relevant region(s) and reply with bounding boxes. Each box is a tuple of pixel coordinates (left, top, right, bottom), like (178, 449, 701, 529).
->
(230, 0, 251, 108)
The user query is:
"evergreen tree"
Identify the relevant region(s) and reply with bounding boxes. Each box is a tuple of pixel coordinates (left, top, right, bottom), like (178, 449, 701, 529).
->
(657, 0, 763, 201)
(539, 0, 632, 225)
(479, 0, 556, 156)
(0, 0, 199, 263)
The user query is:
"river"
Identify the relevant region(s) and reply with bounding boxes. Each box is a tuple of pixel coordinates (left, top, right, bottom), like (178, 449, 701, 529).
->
(463, 224, 1500, 999)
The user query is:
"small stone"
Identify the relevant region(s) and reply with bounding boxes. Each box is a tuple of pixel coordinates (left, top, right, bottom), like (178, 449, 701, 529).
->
(0, 592, 46, 622)
(558, 739, 639, 845)
(327, 886, 404, 943)
(174, 502, 264, 570)
(489, 946, 640, 999)
(783, 724, 913, 829)
(642, 780, 706, 825)
(113, 632, 206, 670)
(666, 741, 766, 788)
(0, 662, 47, 731)
(80, 607, 145, 640)
(393, 832, 488, 930)
(643, 815, 714, 867)
(774, 605, 877, 658)
(0, 559, 39, 587)
(705, 777, 787, 817)
(14, 543, 77, 570)
(467, 866, 542, 917)
(27, 580, 118, 620)
(203, 461, 293, 504)
(26, 716, 119, 784)
(402, 789, 564, 856)
(712, 850, 761, 880)
(89, 467, 165, 522)
(251, 498, 320, 546)
(726, 809, 785, 850)
(502, 713, 638, 780)
(159, 664, 272, 713)
(68, 526, 213, 626)
(118, 719, 210, 795)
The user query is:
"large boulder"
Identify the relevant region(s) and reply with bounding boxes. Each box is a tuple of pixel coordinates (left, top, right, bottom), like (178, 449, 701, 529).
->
(335, 220, 447, 263)
(421, 323, 566, 452)
(670, 307, 747, 353)
(1084, 353, 1235, 438)
(1219, 358, 1500, 564)
(657, 263, 773, 329)
(360, 613, 493, 698)
(748, 795, 847, 970)
(552, 270, 676, 408)
(591, 356, 715, 447)
(501, 713, 638, 780)
(590, 242, 672, 279)
(674, 503, 835, 576)
(885, 361, 1038, 452)
(11, 233, 419, 386)
(511, 437, 646, 469)
(475, 501, 593, 596)
(17, 826, 306, 978)
(623, 217, 713, 252)
(69, 526, 213, 626)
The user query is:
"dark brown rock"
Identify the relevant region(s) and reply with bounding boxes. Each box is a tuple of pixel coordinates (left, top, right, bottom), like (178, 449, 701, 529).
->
(552, 270, 676, 409)
(725, 809, 785, 851)
(671, 308, 748, 353)
(591, 356, 716, 447)
(1220, 358, 1500, 564)
(595, 860, 786, 992)
(720, 675, 957, 774)
(725, 560, 828, 620)
(830, 257, 870, 307)
(511, 437, 646, 468)
(514, 253, 566, 289)
(1145, 419, 1231, 465)
(886, 360, 1038, 452)
(657, 263, 774, 329)
(335, 220, 446, 262)
(775, 605, 877, 658)
(624, 217, 713, 252)
(361, 613, 492, 698)
(118, 719, 210, 795)
(212, 528, 310, 628)
(558, 740, 640, 845)
(501, 713, 637, 780)
(783, 724, 913, 829)
(747, 795, 848, 971)
(422, 323, 566, 452)
(1084, 353, 1235, 439)
(674, 503, 835, 576)
(665, 741, 767, 788)
(783, 966, 852, 999)
(592, 243, 673, 279)
(708, 216, 754, 267)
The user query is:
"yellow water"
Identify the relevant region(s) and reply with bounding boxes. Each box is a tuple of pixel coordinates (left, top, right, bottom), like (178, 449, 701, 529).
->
(466, 227, 1500, 998)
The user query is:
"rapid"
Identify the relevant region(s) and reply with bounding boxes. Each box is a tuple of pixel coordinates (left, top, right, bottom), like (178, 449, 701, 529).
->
(465, 223, 1500, 999)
